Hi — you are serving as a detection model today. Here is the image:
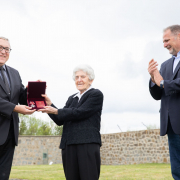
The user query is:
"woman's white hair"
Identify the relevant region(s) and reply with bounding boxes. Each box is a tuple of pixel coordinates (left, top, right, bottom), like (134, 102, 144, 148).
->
(72, 64, 95, 81)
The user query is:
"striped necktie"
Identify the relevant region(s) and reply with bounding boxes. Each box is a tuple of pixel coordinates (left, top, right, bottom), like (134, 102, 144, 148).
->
(0, 66, 10, 94)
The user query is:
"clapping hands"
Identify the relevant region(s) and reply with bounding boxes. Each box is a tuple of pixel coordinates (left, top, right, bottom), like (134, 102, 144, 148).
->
(148, 59, 163, 87)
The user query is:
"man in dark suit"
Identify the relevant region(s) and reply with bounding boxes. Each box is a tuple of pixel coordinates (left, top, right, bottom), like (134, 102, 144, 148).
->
(0, 37, 36, 180)
(149, 25, 180, 179)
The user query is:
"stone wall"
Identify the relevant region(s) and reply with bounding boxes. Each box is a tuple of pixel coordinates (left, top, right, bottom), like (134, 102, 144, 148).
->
(12, 136, 62, 166)
(12, 129, 170, 166)
(100, 129, 170, 165)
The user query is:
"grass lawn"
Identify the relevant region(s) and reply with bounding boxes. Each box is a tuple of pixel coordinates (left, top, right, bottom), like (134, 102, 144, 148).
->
(10, 163, 173, 180)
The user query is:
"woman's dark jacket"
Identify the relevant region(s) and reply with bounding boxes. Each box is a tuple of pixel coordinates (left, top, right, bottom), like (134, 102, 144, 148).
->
(49, 88, 104, 149)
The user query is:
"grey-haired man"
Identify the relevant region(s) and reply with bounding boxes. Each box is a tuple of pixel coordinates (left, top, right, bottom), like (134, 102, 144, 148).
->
(149, 25, 180, 179)
(0, 37, 35, 179)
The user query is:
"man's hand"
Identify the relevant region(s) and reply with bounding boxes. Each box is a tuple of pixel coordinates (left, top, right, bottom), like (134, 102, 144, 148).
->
(13, 105, 36, 115)
(154, 71, 163, 87)
(38, 106, 58, 114)
(41, 94, 52, 106)
(148, 59, 158, 83)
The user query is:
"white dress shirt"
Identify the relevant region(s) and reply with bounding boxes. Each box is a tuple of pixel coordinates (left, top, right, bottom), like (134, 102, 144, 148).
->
(73, 86, 93, 102)
(172, 51, 180, 72)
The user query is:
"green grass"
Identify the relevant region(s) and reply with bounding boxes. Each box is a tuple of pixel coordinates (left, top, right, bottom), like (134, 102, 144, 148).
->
(10, 163, 173, 180)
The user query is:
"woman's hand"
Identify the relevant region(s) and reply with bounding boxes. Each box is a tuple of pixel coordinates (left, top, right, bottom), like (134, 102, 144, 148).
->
(38, 106, 58, 114)
(41, 94, 52, 106)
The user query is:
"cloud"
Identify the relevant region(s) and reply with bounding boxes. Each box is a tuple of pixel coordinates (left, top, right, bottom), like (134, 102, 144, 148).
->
(1, 0, 179, 133)
(100, 112, 160, 134)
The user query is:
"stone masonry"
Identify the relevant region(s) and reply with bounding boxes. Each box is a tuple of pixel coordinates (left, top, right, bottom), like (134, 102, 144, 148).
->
(12, 129, 170, 166)
(12, 136, 62, 166)
(100, 129, 169, 165)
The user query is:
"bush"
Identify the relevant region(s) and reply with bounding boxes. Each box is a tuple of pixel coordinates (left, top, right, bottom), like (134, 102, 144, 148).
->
(19, 114, 63, 136)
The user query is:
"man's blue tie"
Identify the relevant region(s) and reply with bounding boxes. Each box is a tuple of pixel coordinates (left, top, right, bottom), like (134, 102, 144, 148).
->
(0, 66, 10, 94)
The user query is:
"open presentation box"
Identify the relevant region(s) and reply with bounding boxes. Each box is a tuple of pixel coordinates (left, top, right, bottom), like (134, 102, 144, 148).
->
(27, 81, 47, 110)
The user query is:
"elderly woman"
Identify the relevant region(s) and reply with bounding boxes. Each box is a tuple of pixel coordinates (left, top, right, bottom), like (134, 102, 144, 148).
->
(39, 65, 104, 180)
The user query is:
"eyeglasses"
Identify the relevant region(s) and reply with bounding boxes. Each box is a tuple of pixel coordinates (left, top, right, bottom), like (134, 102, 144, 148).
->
(0, 46, 12, 53)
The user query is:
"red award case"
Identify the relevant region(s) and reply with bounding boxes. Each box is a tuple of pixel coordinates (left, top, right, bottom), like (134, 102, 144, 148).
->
(27, 81, 47, 110)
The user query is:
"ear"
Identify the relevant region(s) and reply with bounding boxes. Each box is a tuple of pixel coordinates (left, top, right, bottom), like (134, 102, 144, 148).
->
(89, 79, 94, 85)
(178, 33, 180, 40)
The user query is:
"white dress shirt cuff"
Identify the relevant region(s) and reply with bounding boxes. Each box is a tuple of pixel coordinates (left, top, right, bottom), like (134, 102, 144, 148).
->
(151, 80, 155, 87)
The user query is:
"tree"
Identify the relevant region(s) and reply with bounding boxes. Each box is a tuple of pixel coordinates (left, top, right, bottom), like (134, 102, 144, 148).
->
(25, 116, 40, 135)
(19, 114, 28, 135)
(19, 114, 63, 136)
(54, 125, 63, 136)
(37, 121, 52, 135)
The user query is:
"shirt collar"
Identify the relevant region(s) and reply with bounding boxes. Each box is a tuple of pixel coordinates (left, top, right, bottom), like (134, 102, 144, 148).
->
(0, 65, 6, 71)
(172, 51, 180, 58)
(73, 86, 93, 100)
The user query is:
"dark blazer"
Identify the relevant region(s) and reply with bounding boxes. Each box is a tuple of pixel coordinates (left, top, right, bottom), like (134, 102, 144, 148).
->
(49, 88, 104, 149)
(149, 57, 180, 136)
(0, 65, 27, 146)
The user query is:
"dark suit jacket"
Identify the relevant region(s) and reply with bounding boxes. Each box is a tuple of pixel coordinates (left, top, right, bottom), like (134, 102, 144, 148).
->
(0, 65, 27, 146)
(49, 88, 104, 149)
(149, 57, 180, 136)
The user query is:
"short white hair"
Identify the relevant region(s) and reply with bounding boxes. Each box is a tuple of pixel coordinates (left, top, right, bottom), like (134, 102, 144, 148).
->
(0, 36, 11, 47)
(72, 64, 95, 81)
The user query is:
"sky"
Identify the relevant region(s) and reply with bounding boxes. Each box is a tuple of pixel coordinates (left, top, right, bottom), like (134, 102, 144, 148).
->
(1, 0, 180, 133)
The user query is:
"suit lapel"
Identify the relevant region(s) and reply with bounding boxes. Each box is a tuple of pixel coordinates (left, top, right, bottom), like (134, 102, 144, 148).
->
(72, 97, 79, 107)
(171, 58, 180, 80)
(166, 57, 174, 79)
(77, 88, 94, 107)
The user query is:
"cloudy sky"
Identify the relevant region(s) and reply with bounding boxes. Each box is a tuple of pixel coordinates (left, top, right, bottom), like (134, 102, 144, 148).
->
(1, 0, 179, 133)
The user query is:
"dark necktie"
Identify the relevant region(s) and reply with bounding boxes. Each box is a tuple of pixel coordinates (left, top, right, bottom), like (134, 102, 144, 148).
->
(0, 66, 10, 94)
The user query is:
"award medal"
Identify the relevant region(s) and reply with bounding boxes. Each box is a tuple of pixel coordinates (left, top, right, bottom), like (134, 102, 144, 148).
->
(30, 101, 35, 108)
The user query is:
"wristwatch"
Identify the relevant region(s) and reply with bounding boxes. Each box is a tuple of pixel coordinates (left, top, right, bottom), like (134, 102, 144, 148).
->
(160, 80, 164, 89)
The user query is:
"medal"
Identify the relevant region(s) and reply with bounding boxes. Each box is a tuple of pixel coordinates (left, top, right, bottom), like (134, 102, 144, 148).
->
(30, 101, 35, 108)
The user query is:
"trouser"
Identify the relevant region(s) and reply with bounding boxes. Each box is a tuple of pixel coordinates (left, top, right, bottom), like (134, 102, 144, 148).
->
(167, 119, 180, 180)
(0, 137, 15, 180)
(62, 143, 101, 180)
